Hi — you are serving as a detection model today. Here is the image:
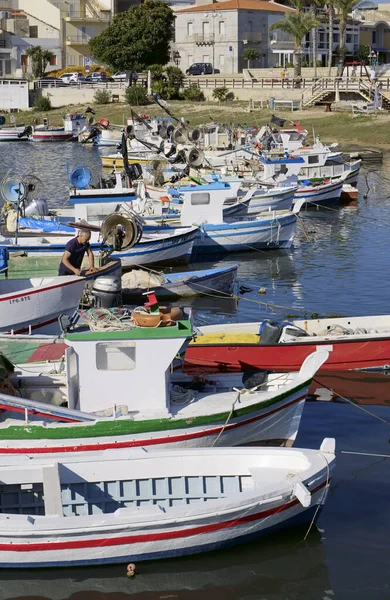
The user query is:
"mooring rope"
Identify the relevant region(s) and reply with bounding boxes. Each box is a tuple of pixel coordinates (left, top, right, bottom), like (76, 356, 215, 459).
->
(313, 377, 390, 426)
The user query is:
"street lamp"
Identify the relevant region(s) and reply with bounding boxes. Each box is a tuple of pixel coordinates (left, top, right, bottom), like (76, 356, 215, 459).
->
(369, 48, 376, 66)
(173, 50, 181, 68)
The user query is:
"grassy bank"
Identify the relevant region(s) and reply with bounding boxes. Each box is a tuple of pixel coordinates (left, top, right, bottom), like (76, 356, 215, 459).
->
(12, 101, 390, 150)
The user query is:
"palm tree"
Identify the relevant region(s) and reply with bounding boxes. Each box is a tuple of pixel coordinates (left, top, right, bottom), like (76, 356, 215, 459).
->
(270, 13, 320, 80)
(25, 46, 55, 79)
(334, 0, 360, 75)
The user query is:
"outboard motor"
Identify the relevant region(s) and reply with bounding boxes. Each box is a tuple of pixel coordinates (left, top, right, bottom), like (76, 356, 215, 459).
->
(24, 197, 49, 217)
(82, 126, 100, 144)
(91, 276, 122, 308)
(17, 125, 32, 139)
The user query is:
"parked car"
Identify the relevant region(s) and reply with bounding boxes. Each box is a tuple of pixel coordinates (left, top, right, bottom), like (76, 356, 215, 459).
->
(84, 71, 114, 83)
(112, 71, 128, 81)
(186, 63, 214, 76)
(58, 72, 86, 84)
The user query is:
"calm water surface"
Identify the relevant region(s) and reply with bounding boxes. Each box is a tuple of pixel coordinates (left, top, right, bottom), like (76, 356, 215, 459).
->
(0, 142, 389, 600)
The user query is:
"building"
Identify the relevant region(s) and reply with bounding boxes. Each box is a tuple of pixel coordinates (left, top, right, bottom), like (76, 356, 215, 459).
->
(270, 7, 360, 68)
(174, 0, 295, 73)
(48, 0, 111, 68)
(0, 1, 62, 77)
(355, 1, 390, 64)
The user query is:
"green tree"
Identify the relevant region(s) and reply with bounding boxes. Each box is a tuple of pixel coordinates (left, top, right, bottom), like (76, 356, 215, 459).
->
(334, 0, 360, 75)
(165, 66, 185, 93)
(270, 13, 320, 79)
(241, 47, 260, 69)
(356, 44, 370, 63)
(25, 46, 54, 79)
(90, 1, 174, 78)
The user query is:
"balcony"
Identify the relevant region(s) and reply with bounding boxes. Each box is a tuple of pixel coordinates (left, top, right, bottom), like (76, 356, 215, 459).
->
(65, 11, 110, 22)
(66, 35, 92, 46)
(242, 33, 262, 43)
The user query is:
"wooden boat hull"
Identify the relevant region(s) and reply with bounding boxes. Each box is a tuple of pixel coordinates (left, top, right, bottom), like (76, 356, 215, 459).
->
(32, 130, 74, 142)
(0, 276, 85, 335)
(185, 336, 390, 373)
(122, 265, 237, 300)
(192, 214, 298, 255)
(0, 443, 334, 567)
(294, 180, 343, 207)
(0, 379, 309, 452)
(2, 228, 198, 268)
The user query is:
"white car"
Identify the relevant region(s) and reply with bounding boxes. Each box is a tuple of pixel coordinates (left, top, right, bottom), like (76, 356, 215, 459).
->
(58, 72, 85, 84)
(112, 71, 128, 81)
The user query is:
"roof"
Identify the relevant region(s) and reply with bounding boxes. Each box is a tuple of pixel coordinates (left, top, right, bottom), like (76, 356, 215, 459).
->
(177, 0, 295, 14)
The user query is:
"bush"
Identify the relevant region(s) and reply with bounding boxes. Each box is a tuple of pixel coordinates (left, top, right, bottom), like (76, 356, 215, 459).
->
(93, 88, 112, 104)
(183, 86, 205, 102)
(286, 61, 294, 68)
(225, 91, 235, 101)
(125, 85, 149, 106)
(212, 87, 229, 102)
(316, 60, 322, 67)
(33, 95, 52, 111)
(46, 65, 110, 78)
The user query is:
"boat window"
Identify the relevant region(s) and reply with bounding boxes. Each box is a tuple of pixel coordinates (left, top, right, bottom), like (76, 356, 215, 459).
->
(96, 342, 136, 371)
(289, 133, 301, 141)
(308, 155, 319, 164)
(191, 192, 210, 205)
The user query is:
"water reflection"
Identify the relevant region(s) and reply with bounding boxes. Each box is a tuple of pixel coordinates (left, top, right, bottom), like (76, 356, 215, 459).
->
(1, 528, 331, 600)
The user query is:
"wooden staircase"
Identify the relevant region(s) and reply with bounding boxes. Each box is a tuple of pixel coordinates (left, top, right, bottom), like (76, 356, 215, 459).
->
(301, 77, 390, 111)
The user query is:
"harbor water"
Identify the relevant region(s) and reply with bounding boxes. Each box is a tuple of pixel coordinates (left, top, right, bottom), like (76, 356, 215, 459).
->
(0, 142, 389, 599)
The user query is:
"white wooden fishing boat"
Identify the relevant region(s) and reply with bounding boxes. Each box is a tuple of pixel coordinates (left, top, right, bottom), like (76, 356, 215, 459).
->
(0, 439, 335, 568)
(173, 183, 305, 254)
(0, 125, 31, 141)
(121, 264, 237, 300)
(0, 275, 85, 335)
(0, 315, 329, 452)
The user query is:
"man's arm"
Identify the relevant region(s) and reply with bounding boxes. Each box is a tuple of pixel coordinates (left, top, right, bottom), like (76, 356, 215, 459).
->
(61, 250, 81, 276)
(87, 246, 98, 273)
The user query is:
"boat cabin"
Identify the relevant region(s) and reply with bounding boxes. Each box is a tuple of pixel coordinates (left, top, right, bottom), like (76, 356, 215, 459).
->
(64, 318, 193, 417)
(169, 182, 241, 226)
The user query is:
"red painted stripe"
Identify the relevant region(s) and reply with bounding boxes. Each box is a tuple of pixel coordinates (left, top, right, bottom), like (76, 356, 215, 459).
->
(0, 278, 84, 303)
(0, 394, 306, 454)
(0, 403, 80, 423)
(6, 316, 59, 335)
(0, 480, 328, 553)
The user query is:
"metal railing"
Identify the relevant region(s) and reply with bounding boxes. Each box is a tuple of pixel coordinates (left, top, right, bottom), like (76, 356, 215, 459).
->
(65, 11, 110, 20)
(66, 35, 92, 44)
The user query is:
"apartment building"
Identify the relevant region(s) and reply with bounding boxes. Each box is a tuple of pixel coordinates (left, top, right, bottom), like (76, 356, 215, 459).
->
(174, 0, 295, 74)
(0, 1, 62, 76)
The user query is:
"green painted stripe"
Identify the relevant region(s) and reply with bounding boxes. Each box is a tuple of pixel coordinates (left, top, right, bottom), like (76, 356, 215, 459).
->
(0, 379, 309, 440)
(66, 320, 193, 341)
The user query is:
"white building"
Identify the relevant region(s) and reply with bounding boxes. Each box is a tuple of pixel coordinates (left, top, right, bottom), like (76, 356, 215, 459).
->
(174, 0, 295, 74)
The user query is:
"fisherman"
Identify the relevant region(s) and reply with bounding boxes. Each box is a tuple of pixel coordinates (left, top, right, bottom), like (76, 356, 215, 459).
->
(58, 229, 97, 276)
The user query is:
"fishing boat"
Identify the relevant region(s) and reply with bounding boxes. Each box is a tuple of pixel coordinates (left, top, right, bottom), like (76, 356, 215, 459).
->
(0, 275, 85, 335)
(165, 182, 305, 255)
(32, 114, 87, 142)
(121, 264, 237, 300)
(0, 253, 122, 282)
(0, 314, 329, 452)
(184, 315, 390, 373)
(0, 124, 31, 141)
(0, 439, 335, 568)
(257, 155, 345, 207)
